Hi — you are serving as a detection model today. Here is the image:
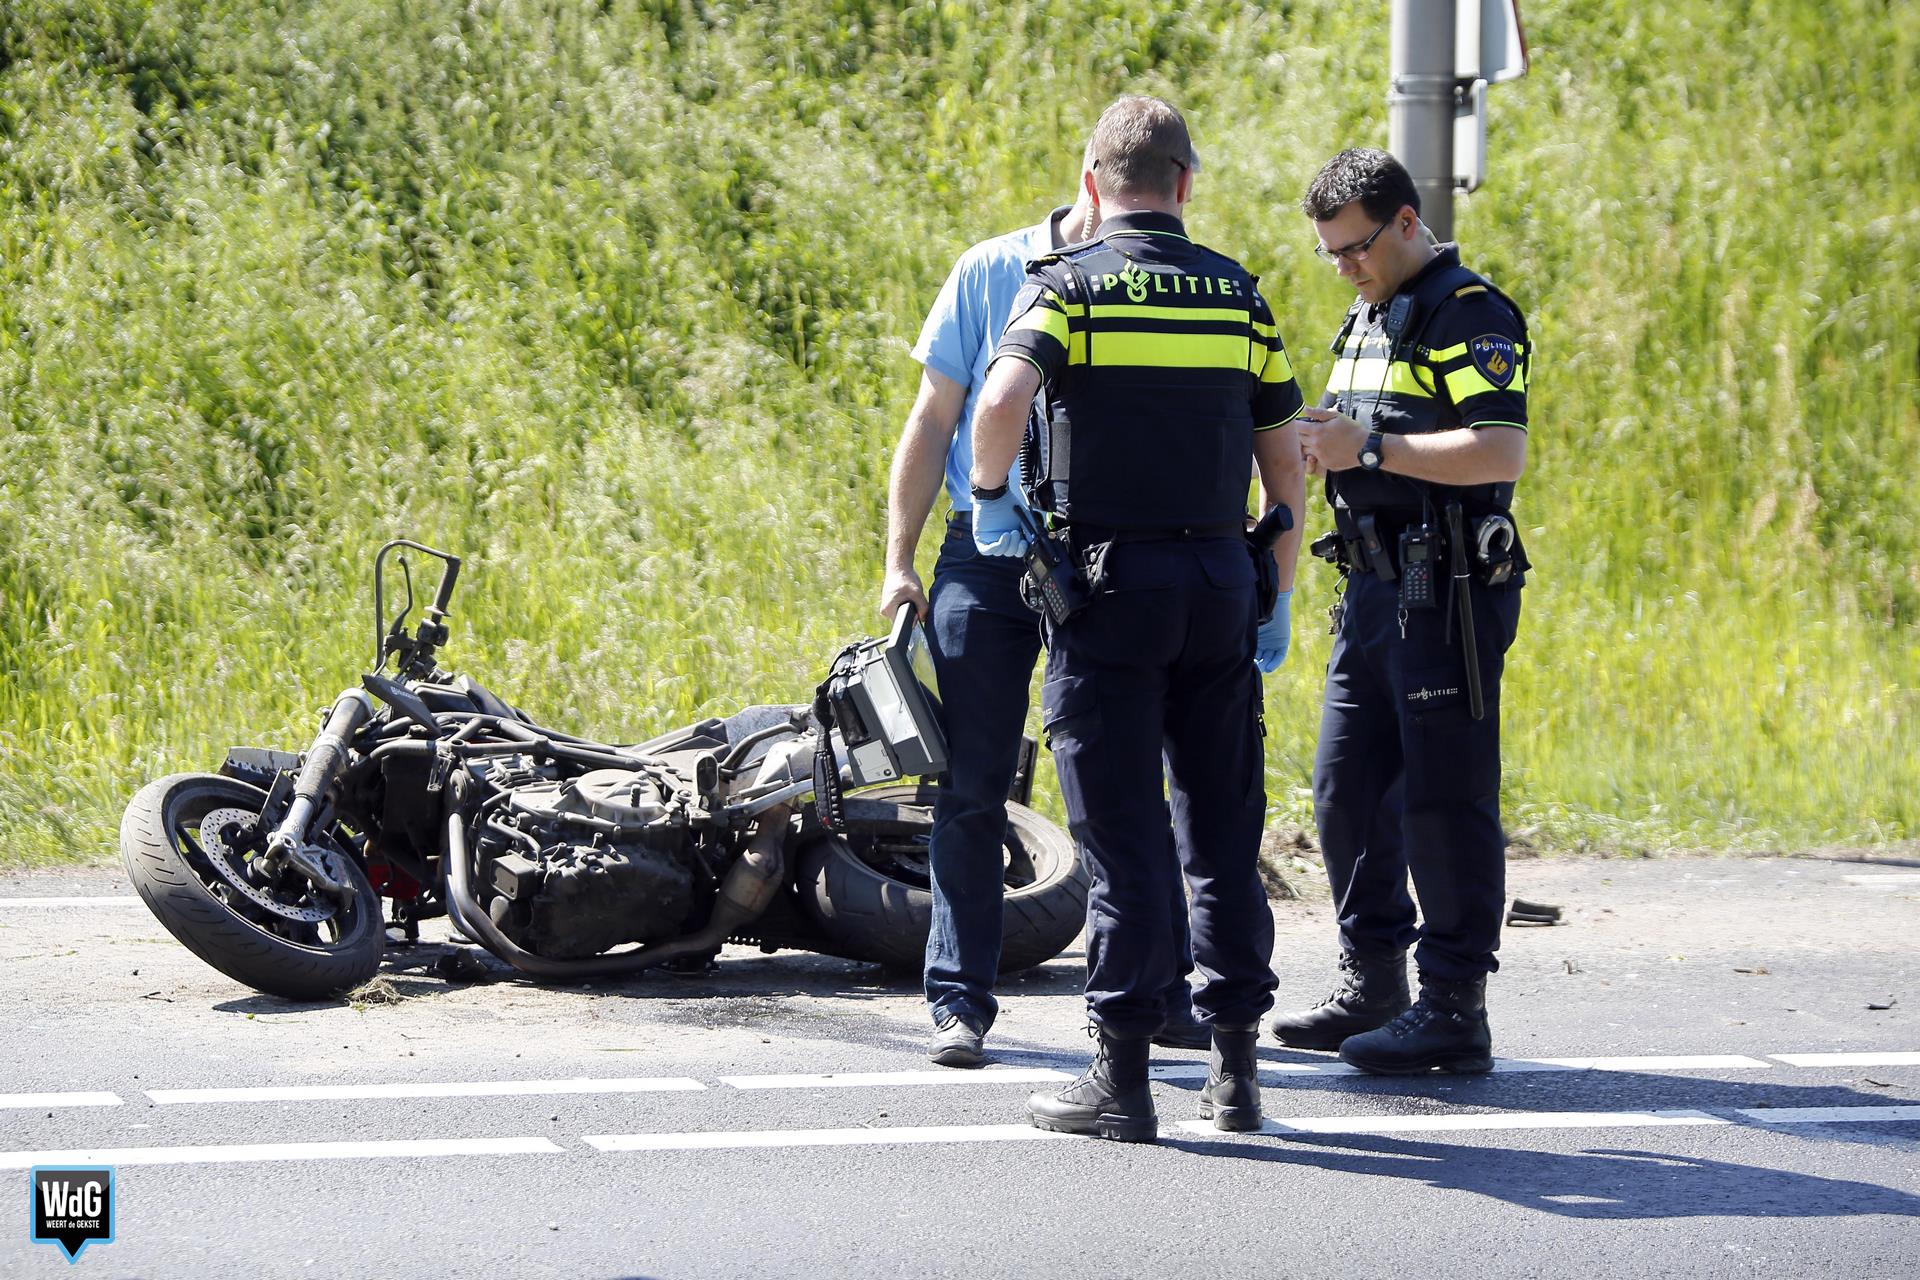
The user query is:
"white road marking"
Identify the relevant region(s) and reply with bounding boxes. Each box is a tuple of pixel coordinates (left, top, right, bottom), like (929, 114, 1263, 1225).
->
(1149, 1055, 1768, 1082)
(1150, 1063, 1343, 1081)
(1176, 1109, 1730, 1138)
(720, 1067, 1073, 1090)
(1180, 1104, 1920, 1140)
(11, 1048, 1902, 1127)
(586, 1124, 1073, 1152)
(1499, 1055, 1772, 1072)
(147, 1077, 706, 1104)
(0, 896, 148, 907)
(101, 1049, 1896, 1110)
(1738, 1106, 1920, 1125)
(0, 1137, 564, 1170)
(0, 1092, 122, 1111)
(1771, 1052, 1920, 1067)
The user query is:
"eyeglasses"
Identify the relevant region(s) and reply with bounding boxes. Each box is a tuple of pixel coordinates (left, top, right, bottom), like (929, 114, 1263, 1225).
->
(1314, 218, 1392, 265)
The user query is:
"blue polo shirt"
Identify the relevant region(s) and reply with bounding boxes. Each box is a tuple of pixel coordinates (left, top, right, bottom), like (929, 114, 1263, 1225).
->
(911, 208, 1067, 512)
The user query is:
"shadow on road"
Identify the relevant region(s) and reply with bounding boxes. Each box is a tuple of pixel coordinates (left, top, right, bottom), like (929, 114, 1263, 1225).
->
(206, 940, 1088, 1016)
(1169, 1130, 1920, 1220)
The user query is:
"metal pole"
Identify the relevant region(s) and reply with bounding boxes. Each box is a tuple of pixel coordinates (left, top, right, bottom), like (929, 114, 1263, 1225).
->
(1389, 0, 1457, 242)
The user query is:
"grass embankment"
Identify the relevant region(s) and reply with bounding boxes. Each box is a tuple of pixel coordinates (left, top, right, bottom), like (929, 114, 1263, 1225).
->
(1, 0, 1915, 865)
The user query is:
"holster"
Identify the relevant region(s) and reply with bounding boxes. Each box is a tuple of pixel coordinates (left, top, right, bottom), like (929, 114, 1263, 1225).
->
(1246, 502, 1294, 620)
(1250, 542, 1279, 619)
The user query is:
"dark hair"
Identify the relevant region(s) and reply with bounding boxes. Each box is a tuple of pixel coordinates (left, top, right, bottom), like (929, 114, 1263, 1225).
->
(1301, 148, 1421, 222)
(1088, 95, 1197, 202)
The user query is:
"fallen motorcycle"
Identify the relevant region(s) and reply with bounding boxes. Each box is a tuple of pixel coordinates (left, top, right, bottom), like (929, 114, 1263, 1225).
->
(120, 541, 1085, 1000)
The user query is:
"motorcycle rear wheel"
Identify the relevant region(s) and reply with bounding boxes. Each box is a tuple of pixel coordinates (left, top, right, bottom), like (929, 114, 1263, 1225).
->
(798, 783, 1087, 973)
(120, 773, 385, 1001)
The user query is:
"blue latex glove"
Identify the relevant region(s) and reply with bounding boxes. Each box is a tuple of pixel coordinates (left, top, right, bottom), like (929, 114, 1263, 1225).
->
(970, 489, 1030, 558)
(1254, 590, 1292, 674)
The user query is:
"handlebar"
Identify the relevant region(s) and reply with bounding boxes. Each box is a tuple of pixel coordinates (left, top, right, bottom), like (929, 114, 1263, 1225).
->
(373, 539, 462, 673)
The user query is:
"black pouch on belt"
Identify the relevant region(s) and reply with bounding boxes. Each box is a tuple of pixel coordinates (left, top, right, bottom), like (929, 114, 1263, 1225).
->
(1357, 513, 1396, 583)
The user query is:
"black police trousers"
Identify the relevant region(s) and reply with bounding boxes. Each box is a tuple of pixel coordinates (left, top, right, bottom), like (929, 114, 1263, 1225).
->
(1312, 568, 1523, 981)
(1040, 537, 1278, 1038)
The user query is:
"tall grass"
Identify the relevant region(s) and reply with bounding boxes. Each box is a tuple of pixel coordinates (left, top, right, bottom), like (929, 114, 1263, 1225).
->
(1, 0, 1914, 865)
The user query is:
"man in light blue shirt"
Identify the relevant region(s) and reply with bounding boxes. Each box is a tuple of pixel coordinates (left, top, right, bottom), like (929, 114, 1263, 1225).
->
(880, 155, 1217, 1067)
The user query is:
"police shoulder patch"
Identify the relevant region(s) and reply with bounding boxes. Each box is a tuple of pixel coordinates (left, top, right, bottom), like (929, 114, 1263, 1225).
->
(1469, 333, 1518, 388)
(1007, 280, 1048, 318)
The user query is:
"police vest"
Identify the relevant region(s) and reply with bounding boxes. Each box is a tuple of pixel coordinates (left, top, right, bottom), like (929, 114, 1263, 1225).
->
(1019, 228, 1279, 531)
(1324, 253, 1530, 521)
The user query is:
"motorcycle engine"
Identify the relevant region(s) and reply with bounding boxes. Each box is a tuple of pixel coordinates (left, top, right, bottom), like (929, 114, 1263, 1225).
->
(476, 767, 700, 960)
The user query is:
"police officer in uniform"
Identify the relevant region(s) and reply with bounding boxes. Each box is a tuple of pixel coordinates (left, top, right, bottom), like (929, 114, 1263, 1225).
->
(880, 149, 1214, 1067)
(1279, 148, 1531, 1074)
(967, 96, 1307, 1141)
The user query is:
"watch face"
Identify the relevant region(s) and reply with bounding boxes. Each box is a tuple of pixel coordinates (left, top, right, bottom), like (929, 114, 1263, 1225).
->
(1360, 449, 1381, 470)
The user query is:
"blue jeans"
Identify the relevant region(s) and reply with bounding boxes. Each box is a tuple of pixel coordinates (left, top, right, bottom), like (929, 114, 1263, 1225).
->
(924, 517, 1197, 1031)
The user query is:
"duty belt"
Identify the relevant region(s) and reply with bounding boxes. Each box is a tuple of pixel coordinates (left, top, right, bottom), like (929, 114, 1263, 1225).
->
(1317, 512, 1422, 578)
(1314, 510, 1520, 588)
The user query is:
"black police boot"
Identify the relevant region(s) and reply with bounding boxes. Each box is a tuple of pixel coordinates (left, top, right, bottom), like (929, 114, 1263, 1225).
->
(1027, 1026, 1158, 1143)
(1151, 1000, 1211, 1051)
(1338, 974, 1494, 1075)
(1267, 950, 1410, 1051)
(1196, 1023, 1263, 1132)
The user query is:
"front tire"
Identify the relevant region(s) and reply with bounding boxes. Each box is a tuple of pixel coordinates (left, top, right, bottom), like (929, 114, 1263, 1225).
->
(797, 783, 1087, 973)
(120, 773, 385, 1000)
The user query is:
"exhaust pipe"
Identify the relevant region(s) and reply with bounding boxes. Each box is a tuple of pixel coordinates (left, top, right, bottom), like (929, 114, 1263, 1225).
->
(442, 805, 791, 980)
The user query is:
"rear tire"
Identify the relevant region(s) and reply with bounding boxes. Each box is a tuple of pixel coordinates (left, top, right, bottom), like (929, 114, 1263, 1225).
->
(120, 773, 385, 1001)
(797, 783, 1086, 973)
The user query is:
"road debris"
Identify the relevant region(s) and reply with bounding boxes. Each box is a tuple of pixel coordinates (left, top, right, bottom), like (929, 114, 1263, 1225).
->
(1507, 897, 1564, 926)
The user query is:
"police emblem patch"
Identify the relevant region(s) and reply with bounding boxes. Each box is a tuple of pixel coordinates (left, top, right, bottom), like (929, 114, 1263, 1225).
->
(1470, 334, 1517, 388)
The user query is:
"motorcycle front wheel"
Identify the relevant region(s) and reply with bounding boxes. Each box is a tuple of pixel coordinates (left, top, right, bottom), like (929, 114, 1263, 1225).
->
(120, 773, 385, 1001)
(797, 783, 1088, 973)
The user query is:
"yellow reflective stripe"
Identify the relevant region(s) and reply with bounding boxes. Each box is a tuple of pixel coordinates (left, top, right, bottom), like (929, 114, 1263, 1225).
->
(1255, 403, 1306, 432)
(1068, 330, 1086, 364)
(1251, 319, 1278, 339)
(1008, 304, 1069, 348)
(1083, 330, 1257, 369)
(993, 350, 1048, 381)
(1258, 344, 1295, 384)
(1042, 288, 1087, 317)
(1324, 357, 1433, 398)
(1444, 363, 1527, 400)
(1088, 304, 1251, 324)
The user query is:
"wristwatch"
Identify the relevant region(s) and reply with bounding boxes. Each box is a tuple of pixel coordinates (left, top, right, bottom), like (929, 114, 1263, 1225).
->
(1358, 430, 1386, 472)
(970, 481, 1010, 501)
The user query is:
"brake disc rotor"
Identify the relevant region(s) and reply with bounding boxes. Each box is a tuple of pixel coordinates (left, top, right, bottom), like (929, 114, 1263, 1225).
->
(197, 807, 334, 924)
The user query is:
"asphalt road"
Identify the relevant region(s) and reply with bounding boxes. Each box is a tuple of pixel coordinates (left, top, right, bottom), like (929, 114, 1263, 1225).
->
(1, 854, 1915, 1279)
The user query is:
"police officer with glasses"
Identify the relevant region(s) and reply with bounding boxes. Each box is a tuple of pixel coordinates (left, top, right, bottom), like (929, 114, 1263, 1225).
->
(967, 96, 1307, 1141)
(1280, 147, 1532, 1075)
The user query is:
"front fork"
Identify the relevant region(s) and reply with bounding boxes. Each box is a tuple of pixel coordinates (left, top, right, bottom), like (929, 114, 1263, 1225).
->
(261, 688, 373, 905)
